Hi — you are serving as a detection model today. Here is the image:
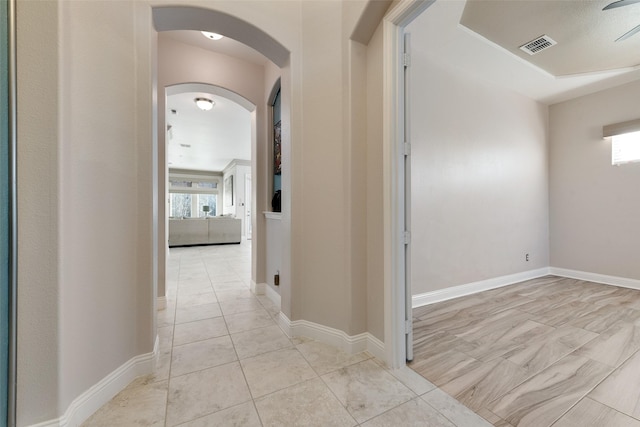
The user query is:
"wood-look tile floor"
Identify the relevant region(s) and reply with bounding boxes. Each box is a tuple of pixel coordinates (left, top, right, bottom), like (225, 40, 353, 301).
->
(410, 276, 640, 427)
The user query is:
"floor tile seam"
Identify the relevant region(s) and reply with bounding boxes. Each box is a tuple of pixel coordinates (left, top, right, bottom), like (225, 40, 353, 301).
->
(477, 352, 580, 412)
(170, 333, 234, 352)
(163, 259, 184, 426)
(313, 368, 369, 426)
(544, 393, 603, 427)
(168, 356, 239, 380)
(234, 341, 262, 404)
(173, 310, 226, 327)
(239, 365, 318, 401)
(294, 345, 372, 378)
(584, 394, 640, 422)
(221, 306, 271, 318)
(569, 334, 640, 369)
(583, 346, 640, 397)
(435, 357, 534, 412)
(171, 397, 256, 427)
(360, 395, 432, 426)
(234, 340, 297, 362)
(486, 356, 617, 426)
(175, 285, 215, 296)
(419, 391, 479, 427)
(226, 319, 279, 336)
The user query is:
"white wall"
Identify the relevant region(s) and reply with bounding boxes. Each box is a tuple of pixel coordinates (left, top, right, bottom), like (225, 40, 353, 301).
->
(16, 1, 61, 422)
(407, 25, 550, 295)
(222, 161, 251, 236)
(549, 80, 640, 280)
(17, 1, 155, 425)
(265, 215, 282, 294)
(365, 22, 385, 341)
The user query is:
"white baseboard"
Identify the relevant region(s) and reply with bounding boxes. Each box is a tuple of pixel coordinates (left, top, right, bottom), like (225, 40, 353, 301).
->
(265, 284, 281, 308)
(250, 280, 266, 296)
(29, 341, 158, 427)
(278, 312, 385, 360)
(157, 296, 167, 310)
(412, 268, 550, 308)
(550, 267, 640, 290)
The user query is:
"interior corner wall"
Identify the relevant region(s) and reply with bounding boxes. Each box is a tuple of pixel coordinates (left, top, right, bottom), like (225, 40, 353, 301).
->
(296, 0, 351, 333)
(16, 0, 61, 423)
(347, 38, 368, 336)
(408, 43, 550, 295)
(549, 80, 640, 280)
(365, 21, 385, 342)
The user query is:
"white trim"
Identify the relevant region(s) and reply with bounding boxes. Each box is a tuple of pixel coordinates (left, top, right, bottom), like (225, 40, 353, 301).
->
(157, 296, 167, 310)
(263, 211, 282, 220)
(383, 0, 437, 370)
(366, 334, 386, 361)
(412, 268, 551, 308)
(250, 280, 266, 296)
(28, 344, 158, 427)
(278, 313, 385, 360)
(550, 267, 640, 290)
(265, 283, 281, 307)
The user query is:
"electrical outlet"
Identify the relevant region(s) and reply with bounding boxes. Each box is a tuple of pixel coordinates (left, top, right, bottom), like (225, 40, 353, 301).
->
(526, 253, 530, 262)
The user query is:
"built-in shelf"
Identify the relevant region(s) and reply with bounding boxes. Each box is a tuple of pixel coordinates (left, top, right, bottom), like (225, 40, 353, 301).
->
(264, 211, 282, 220)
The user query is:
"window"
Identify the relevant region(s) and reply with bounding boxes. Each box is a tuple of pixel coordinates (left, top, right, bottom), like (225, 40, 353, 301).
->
(612, 131, 640, 166)
(198, 194, 217, 217)
(170, 193, 192, 218)
(168, 174, 220, 218)
(170, 193, 218, 218)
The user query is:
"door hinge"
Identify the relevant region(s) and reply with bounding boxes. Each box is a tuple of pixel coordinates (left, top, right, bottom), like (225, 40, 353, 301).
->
(404, 231, 411, 245)
(403, 142, 411, 156)
(403, 53, 411, 67)
(405, 319, 412, 334)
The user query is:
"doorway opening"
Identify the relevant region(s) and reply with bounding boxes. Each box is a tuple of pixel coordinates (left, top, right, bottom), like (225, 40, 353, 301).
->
(152, 5, 292, 323)
(381, 0, 435, 369)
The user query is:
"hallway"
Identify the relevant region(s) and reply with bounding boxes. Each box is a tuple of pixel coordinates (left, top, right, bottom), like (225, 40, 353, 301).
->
(82, 240, 491, 426)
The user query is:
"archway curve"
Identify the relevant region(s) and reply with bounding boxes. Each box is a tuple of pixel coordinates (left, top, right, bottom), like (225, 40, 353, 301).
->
(166, 82, 256, 112)
(153, 6, 290, 67)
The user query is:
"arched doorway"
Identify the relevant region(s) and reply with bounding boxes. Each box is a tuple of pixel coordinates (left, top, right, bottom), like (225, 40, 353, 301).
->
(152, 6, 292, 324)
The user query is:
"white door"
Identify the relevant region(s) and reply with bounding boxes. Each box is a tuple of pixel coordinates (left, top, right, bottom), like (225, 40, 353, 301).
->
(245, 174, 252, 240)
(403, 32, 413, 362)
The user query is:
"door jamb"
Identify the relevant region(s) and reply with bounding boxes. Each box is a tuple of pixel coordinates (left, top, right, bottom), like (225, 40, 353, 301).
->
(382, 0, 435, 369)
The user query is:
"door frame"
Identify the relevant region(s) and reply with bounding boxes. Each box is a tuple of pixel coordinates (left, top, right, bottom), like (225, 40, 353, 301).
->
(382, 0, 435, 369)
(4, 0, 17, 423)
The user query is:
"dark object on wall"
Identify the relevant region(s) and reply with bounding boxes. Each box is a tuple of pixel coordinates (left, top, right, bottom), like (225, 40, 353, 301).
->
(274, 120, 282, 175)
(271, 190, 281, 213)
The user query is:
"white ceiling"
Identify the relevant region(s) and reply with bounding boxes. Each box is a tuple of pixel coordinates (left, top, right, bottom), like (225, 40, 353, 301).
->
(166, 90, 251, 172)
(408, 0, 640, 104)
(460, 0, 640, 76)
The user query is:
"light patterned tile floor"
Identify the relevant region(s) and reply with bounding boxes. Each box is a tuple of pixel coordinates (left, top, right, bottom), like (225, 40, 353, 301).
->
(82, 240, 491, 426)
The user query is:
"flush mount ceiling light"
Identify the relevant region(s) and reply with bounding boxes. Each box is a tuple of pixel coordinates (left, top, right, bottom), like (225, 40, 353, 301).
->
(195, 97, 214, 111)
(201, 31, 224, 41)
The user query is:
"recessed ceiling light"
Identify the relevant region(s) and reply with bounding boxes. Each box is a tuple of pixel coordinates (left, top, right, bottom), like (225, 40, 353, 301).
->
(195, 97, 215, 111)
(201, 31, 223, 41)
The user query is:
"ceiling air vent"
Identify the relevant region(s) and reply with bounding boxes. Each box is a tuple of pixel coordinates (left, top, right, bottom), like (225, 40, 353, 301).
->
(519, 35, 557, 55)
(179, 143, 191, 148)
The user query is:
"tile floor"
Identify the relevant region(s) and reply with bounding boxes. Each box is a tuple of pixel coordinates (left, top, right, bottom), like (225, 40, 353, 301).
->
(411, 275, 640, 427)
(82, 240, 491, 426)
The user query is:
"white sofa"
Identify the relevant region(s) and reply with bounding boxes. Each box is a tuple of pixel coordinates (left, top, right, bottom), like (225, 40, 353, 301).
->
(169, 217, 241, 247)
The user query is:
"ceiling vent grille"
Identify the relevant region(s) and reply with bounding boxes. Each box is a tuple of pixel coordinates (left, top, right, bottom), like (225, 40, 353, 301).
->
(519, 35, 557, 55)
